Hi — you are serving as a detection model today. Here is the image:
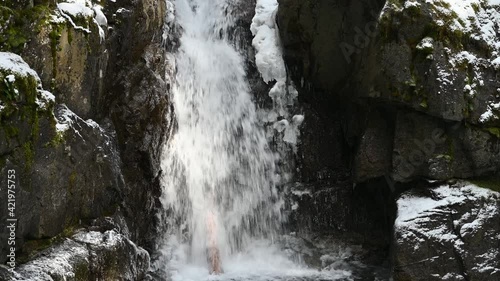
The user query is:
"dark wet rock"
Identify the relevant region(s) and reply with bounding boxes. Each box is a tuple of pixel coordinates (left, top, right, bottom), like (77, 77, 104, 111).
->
(276, 0, 386, 101)
(0, 53, 123, 264)
(391, 111, 500, 182)
(278, 0, 500, 185)
(286, 179, 396, 269)
(104, 0, 171, 253)
(296, 105, 350, 183)
(278, 3, 500, 280)
(393, 181, 500, 281)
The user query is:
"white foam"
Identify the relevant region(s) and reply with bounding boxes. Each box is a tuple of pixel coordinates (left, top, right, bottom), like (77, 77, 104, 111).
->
(160, 0, 281, 268)
(167, 241, 352, 281)
(57, 0, 94, 18)
(158, 1, 336, 280)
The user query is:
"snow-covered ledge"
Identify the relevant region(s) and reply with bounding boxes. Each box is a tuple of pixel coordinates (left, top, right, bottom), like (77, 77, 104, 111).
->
(0, 229, 150, 281)
(394, 181, 500, 280)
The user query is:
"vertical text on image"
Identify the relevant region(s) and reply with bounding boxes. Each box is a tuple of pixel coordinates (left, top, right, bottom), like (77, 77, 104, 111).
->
(6, 169, 17, 272)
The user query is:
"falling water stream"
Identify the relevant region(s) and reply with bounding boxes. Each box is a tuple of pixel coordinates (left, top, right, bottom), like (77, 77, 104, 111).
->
(161, 0, 282, 263)
(158, 0, 354, 280)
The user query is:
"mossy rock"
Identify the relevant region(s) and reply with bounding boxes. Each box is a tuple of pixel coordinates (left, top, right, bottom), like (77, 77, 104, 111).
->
(470, 177, 500, 193)
(0, 4, 54, 53)
(17, 223, 81, 264)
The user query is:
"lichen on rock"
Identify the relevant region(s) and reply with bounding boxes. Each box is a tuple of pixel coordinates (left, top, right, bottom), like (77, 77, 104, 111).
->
(0, 52, 125, 269)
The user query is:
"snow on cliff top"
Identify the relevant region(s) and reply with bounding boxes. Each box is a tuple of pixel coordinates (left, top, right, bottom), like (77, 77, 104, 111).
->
(56, 0, 108, 40)
(395, 182, 500, 277)
(385, 0, 500, 123)
(384, 0, 500, 57)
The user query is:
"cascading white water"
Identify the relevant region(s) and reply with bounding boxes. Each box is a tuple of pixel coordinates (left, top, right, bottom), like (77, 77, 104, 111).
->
(158, 0, 354, 280)
(160, 0, 283, 269)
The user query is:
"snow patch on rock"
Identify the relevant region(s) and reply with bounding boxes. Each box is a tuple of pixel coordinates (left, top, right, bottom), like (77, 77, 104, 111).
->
(396, 184, 493, 225)
(395, 182, 500, 278)
(479, 101, 500, 122)
(55, 105, 105, 136)
(36, 90, 56, 110)
(0, 52, 59, 112)
(8, 230, 150, 281)
(57, 0, 94, 18)
(251, 0, 303, 150)
(93, 4, 107, 26)
(56, 0, 109, 40)
(416, 37, 434, 51)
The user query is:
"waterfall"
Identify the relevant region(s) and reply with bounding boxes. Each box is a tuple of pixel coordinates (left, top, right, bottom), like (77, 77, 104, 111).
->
(156, 1, 353, 280)
(159, 0, 283, 269)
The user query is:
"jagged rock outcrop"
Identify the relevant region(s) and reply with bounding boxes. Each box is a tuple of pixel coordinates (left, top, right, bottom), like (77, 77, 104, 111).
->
(394, 181, 500, 281)
(1, 0, 109, 119)
(278, 0, 500, 184)
(362, 0, 500, 182)
(0, 228, 149, 281)
(104, 0, 171, 251)
(0, 0, 171, 276)
(277, 0, 500, 280)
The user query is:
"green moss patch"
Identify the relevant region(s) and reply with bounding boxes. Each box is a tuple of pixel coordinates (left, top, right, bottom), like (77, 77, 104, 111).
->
(485, 127, 500, 138)
(470, 177, 500, 193)
(0, 4, 53, 53)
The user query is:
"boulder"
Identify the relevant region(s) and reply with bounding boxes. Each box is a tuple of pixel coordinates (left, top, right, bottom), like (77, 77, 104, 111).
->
(366, 0, 500, 125)
(277, 0, 500, 184)
(0, 52, 124, 264)
(0, 229, 150, 281)
(394, 181, 500, 281)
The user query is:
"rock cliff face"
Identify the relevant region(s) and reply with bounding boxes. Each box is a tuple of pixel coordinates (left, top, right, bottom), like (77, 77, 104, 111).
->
(277, 0, 500, 183)
(394, 181, 499, 281)
(277, 0, 500, 279)
(0, 0, 171, 278)
(1, 0, 499, 280)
